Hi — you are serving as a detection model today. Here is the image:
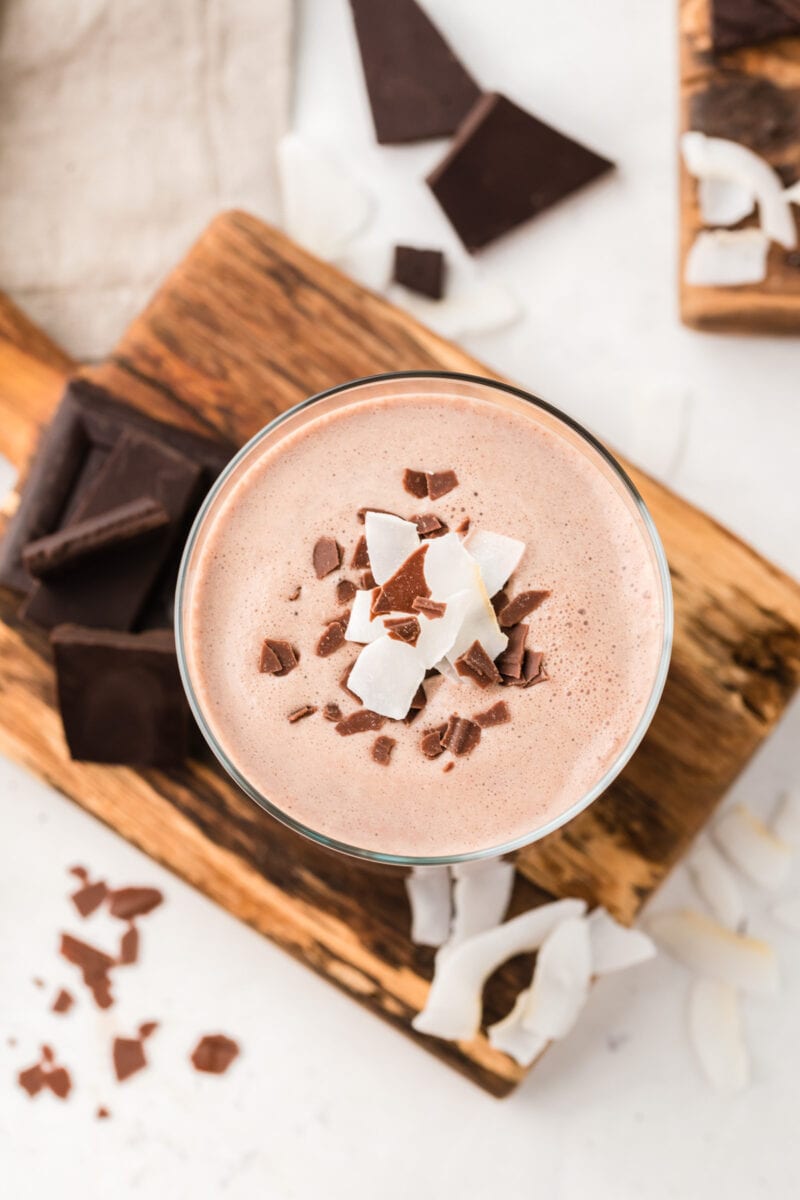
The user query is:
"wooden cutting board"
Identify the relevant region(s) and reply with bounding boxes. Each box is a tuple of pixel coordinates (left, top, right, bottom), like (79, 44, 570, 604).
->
(679, 0, 800, 331)
(1, 213, 799, 1097)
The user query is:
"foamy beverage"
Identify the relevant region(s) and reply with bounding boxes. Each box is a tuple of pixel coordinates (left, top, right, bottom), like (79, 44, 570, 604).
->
(178, 375, 670, 861)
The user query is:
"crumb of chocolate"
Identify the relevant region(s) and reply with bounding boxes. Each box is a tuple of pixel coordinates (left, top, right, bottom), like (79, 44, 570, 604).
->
(288, 705, 317, 723)
(339, 660, 363, 704)
(18, 1064, 45, 1097)
(60, 934, 115, 1008)
(45, 1067, 71, 1099)
(288, 585, 302, 601)
(456, 517, 471, 534)
(474, 700, 511, 728)
(312, 536, 342, 579)
(384, 616, 421, 646)
(335, 710, 386, 736)
(113, 1035, 147, 1083)
(118, 924, 139, 965)
(420, 726, 447, 758)
(403, 468, 429, 499)
(442, 715, 481, 756)
(336, 579, 358, 605)
(426, 470, 459, 500)
(371, 545, 430, 616)
(351, 534, 371, 569)
(323, 702, 343, 722)
(497, 623, 528, 680)
(139, 1021, 158, 1039)
(191, 1033, 240, 1075)
(316, 620, 346, 657)
(497, 590, 551, 627)
(97, 1106, 111, 1119)
(411, 595, 446, 619)
(412, 513, 448, 538)
(108, 887, 163, 920)
(52, 988, 74, 1015)
(69, 866, 89, 882)
(443, 761, 455, 773)
(454, 640, 503, 688)
(360, 569, 376, 590)
(371, 735, 397, 765)
(71, 879, 108, 918)
(18, 1046, 73, 1100)
(259, 638, 298, 676)
(33, 977, 44, 988)
(41, 1044, 54, 1063)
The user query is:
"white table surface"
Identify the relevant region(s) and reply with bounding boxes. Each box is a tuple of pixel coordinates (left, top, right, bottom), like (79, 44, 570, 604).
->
(3, 1, 799, 1196)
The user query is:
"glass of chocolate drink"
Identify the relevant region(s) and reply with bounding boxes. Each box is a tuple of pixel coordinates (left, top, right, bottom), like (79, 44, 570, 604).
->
(175, 373, 672, 866)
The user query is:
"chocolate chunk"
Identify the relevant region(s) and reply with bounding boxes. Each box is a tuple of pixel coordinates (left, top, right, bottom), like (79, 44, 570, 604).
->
(425, 470, 459, 500)
(497, 590, 551, 627)
(491, 588, 508, 618)
(521, 649, 548, 687)
(403, 468, 429, 499)
(404, 682, 428, 724)
(335, 710, 386, 736)
(384, 616, 421, 646)
(360, 569, 377, 590)
(441, 715, 481, 756)
(351, 535, 371, 569)
(69, 865, 89, 882)
(71, 879, 107, 918)
(372, 545, 430, 616)
(371, 735, 397, 765)
(316, 620, 346, 657)
(113, 1036, 147, 1082)
(497, 622, 529, 679)
(711, 0, 800, 53)
(412, 595, 446, 619)
(97, 1106, 111, 1119)
(108, 887, 164, 920)
(454, 640, 503, 688)
(323, 702, 343, 722)
(420, 726, 446, 758)
(339, 660, 362, 704)
(348, 0, 481, 144)
(336, 579, 358, 605)
(44, 1066, 72, 1099)
(139, 1021, 159, 1039)
(288, 705, 317, 723)
(259, 638, 298, 676)
(288, 585, 302, 601)
(357, 506, 400, 524)
(412, 513, 447, 538)
(60, 933, 115, 1009)
(474, 700, 511, 728)
(52, 988, 74, 1014)
(456, 517, 471, 534)
(190, 1033, 240, 1075)
(22, 497, 169, 580)
(18, 1064, 45, 1097)
(393, 246, 446, 299)
(52, 626, 190, 766)
(313, 536, 342, 579)
(118, 925, 139, 966)
(427, 92, 614, 252)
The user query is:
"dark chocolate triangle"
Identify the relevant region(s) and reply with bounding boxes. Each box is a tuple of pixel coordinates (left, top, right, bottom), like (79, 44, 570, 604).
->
(348, 0, 481, 144)
(427, 92, 614, 252)
(712, 0, 800, 53)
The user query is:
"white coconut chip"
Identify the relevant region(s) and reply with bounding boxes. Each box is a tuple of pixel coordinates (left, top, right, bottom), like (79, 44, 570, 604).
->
(686, 836, 745, 928)
(423, 532, 480, 598)
(647, 909, 779, 995)
(345, 588, 387, 644)
(364, 512, 420, 585)
(433, 656, 461, 685)
(415, 589, 471, 669)
(771, 790, 800, 848)
(688, 978, 749, 1094)
(412, 898, 586, 1041)
(488, 990, 549, 1066)
(445, 564, 507, 667)
(712, 803, 792, 891)
(698, 176, 755, 227)
(685, 229, 770, 287)
(346, 636, 425, 720)
(770, 895, 800, 933)
(521, 915, 592, 1040)
(444, 859, 516, 955)
(587, 908, 657, 974)
(681, 131, 796, 249)
(388, 277, 520, 339)
(277, 133, 372, 261)
(463, 530, 526, 598)
(405, 866, 452, 946)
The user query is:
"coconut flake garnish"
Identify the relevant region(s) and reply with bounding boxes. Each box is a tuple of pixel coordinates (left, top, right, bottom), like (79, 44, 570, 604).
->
(647, 909, 779, 995)
(345, 587, 389, 644)
(464, 530, 525, 598)
(587, 908, 657, 974)
(412, 898, 586, 1041)
(406, 867, 452, 946)
(686, 836, 744, 928)
(771, 790, 800, 847)
(415, 589, 471, 668)
(445, 564, 507, 666)
(346, 636, 425, 720)
(685, 229, 769, 287)
(770, 896, 800, 932)
(423, 531, 480, 598)
(688, 979, 749, 1095)
(443, 859, 515, 956)
(488, 991, 549, 1066)
(712, 803, 792, 891)
(364, 512, 420, 585)
(521, 915, 592, 1040)
(277, 133, 372, 261)
(698, 176, 755, 227)
(681, 131, 796, 249)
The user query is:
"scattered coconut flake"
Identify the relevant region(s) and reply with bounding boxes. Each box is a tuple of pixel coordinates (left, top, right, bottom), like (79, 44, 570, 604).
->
(416, 590, 471, 669)
(698, 176, 755, 227)
(463, 530, 525, 598)
(387, 277, 520, 339)
(681, 131, 796, 249)
(647, 909, 778, 995)
(686, 836, 745, 928)
(521, 915, 592, 1040)
(347, 636, 425, 720)
(423, 532, 480, 599)
(345, 588, 389, 644)
(712, 803, 792, 891)
(406, 867, 452, 946)
(445, 563, 507, 667)
(488, 990, 548, 1066)
(770, 895, 800, 932)
(587, 908, 657, 975)
(688, 979, 749, 1095)
(771, 790, 800, 848)
(364, 512, 420, 586)
(277, 133, 372, 261)
(412, 898, 586, 1041)
(685, 229, 769, 287)
(443, 859, 515, 955)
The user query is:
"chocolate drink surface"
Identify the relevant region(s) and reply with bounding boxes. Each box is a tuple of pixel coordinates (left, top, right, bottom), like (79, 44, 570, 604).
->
(183, 386, 666, 859)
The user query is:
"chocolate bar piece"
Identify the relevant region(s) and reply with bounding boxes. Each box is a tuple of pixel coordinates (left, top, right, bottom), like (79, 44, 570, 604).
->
(22, 497, 168, 579)
(712, 0, 800, 53)
(427, 92, 614, 252)
(51, 625, 190, 765)
(393, 246, 446, 299)
(348, 0, 481, 144)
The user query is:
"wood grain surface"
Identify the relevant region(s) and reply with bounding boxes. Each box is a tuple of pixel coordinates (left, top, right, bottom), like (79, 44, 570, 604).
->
(679, 0, 800, 331)
(1, 212, 799, 1096)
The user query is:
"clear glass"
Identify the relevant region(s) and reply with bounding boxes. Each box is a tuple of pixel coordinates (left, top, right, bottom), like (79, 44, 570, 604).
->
(175, 372, 673, 867)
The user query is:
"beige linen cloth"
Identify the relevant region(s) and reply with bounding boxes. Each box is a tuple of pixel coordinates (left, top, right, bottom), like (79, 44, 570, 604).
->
(0, 0, 292, 360)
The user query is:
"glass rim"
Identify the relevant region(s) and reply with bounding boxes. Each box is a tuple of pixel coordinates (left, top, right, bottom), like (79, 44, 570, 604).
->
(175, 370, 674, 868)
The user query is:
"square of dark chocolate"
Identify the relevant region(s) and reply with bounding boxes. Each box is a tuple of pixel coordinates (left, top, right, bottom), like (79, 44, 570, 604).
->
(393, 245, 446, 299)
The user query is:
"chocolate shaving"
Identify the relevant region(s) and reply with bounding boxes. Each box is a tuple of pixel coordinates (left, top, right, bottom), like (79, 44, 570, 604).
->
(60, 934, 115, 1009)
(497, 590, 550, 627)
(335, 710, 386, 736)
(360, 569, 377, 590)
(394, 245, 446, 299)
(491, 589, 508, 618)
(474, 700, 511, 728)
(456, 517, 471, 534)
(403, 468, 429, 499)
(412, 513, 448, 538)
(316, 620, 346, 657)
(113, 1036, 147, 1082)
(496, 622, 528, 679)
(441, 715, 481, 756)
(288, 705, 317, 723)
(503, 649, 548, 688)
(45, 1067, 72, 1099)
(52, 989, 74, 1014)
(108, 887, 164, 920)
(71, 879, 107, 918)
(118, 924, 139, 965)
(411, 595, 446, 619)
(41, 1044, 54, 1063)
(425, 470, 459, 500)
(191, 1033, 240, 1075)
(323, 702, 343, 722)
(97, 1106, 111, 1119)
(312, 536, 342, 579)
(18, 1064, 45, 1097)
(259, 638, 298, 676)
(420, 724, 447, 758)
(371, 735, 397, 765)
(69, 865, 89, 882)
(443, 761, 455, 773)
(404, 682, 428, 724)
(383, 616, 421, 646)
(336, 579, 358, 605)
(454, 640, 503, 688)
(371, 544, 430, 616)
(351, 535, 370, 569)
(288, 585, 302, 601)
(339, 660, 362, 704)
(139, 1021, 158, 1039)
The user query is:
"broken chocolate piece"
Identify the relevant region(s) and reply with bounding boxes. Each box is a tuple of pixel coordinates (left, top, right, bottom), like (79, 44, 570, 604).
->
(323, 702, 343, 722)
(60, 934, 115, 1009)
(316, 620, 346, 657)
(22, 497, 169, 580)
(71, 879, 107, 918)
(491, 588, 508, 618)
(412, 595, 446, 619)
(371, 544, 430, 616)
(413, 513, 447, 538)
(454, 639, 503, 688)
(497, 590, 551, 627)
(52, 626, 190, 766)
(711, 0, 800, 53)
(18, 1063, 45, 1097)
(259, 638, 298, 676)
(360, 569, 377, 590)
(339, 660, 362, 704)
(441, 714, 482, 756)
(496, 622, 529, 679)
(45, 1067, 72, 1099)
(113, 1036, 147, 1083)
(420, 726, 447, 758)
(69, 865, 89, 882)
(191, 1033, 240, 1075)
(474, 700, 511, 728)
(336, 578, 358, 605)
(118, 925, 139, 965)
(372, 735, 397, 765)
(348, 0, 481, 144)
(384, 616, 421, 646)
(427, 92, 614, 252)
(403, 468, 429, 499)
(394, 245, 446, 299)
(456, 517, 471, 534)
(351, 535, 371, 569)
(335, 710, 386, 736)
(52, 989, 74, 1014)
(139, 1021, 159, 1039)
(313, 536, 342, 579)
(425, 469, 459, 500)
(108, 887, 163, 920)
(404, 682, 428, 724)
(288, 705, 317, 723)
